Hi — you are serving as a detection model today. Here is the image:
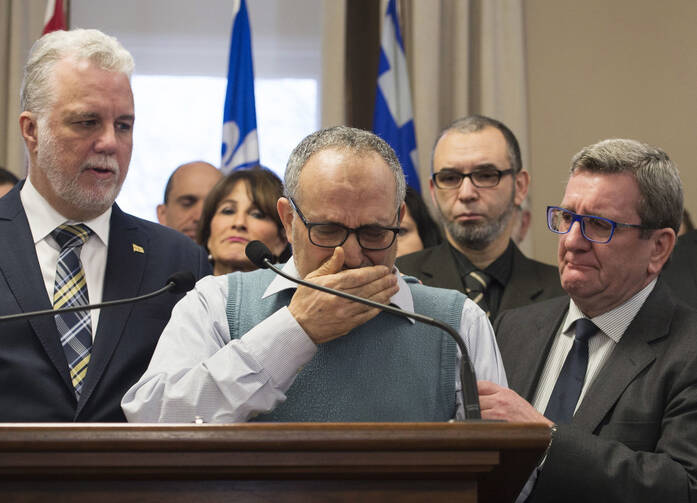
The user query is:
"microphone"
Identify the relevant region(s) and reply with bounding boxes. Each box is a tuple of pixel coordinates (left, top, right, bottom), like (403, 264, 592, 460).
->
(0, 271, 196, 323)
(166, 271, 197, 294)
(245, 240, 481, 420)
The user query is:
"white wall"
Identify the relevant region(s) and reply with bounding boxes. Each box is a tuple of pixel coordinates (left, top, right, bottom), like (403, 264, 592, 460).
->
(71, 0, 323, 77)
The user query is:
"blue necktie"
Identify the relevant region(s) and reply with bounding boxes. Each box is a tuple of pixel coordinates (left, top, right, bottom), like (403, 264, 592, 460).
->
(51, 224, 93, 398)
(544, 318, 597, 424)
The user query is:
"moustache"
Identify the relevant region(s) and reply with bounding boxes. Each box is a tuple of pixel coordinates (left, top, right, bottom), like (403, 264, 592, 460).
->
(81, 156, 120, 173)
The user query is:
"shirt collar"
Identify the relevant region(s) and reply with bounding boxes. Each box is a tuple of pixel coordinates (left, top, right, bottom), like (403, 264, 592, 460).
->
(448, 239, 514, 286)
(20, 176, 111, 248)
(262, 258, 415, 323)
(563, 278, 657, 343)
(484, 240, 515, 286)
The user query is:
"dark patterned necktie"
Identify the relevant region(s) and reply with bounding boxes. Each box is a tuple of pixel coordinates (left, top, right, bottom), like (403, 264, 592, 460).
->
(51, 223, 93, 398)
(544, 318, 597, 424)
(464, 270, 491, 317)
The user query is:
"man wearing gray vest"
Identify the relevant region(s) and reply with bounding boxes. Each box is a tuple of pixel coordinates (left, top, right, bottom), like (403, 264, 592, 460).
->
(123, 126, 507, 423)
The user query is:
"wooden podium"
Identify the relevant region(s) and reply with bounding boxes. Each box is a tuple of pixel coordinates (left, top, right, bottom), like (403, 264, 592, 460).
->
(0, 422, 549, 503)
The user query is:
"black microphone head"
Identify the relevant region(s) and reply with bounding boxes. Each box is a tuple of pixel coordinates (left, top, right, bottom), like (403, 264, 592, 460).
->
(167, 271, 196, 294)
(246, 240, 273, 269)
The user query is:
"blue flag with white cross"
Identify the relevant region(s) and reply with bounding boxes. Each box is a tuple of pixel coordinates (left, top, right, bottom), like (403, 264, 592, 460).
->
(373, 0, 420, 192)
(221, 0, 259, 173)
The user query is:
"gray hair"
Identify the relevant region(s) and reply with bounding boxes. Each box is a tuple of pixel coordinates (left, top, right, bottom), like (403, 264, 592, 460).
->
(432, 115, 523, 174)
(284, 126, 406, 209)
(570, 139, 683, 235)
(21, 29, 134, 114)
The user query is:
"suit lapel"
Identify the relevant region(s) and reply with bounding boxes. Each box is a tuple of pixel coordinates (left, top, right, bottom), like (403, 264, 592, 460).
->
(685, 234, 697, 292)
(76, 205, 148, 414)
(419, 242, 463, 291)
(572, 283, 669, 431)
(0, 187, 73, 392)
(500, 245, 544, 311)
(512, 300, 568, 401)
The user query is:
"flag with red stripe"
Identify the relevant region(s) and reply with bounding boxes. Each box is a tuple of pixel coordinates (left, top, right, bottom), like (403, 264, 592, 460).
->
(43, 0, 67, 34)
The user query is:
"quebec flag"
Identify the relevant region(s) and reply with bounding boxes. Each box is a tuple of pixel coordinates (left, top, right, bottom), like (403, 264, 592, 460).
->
(373, 0, 420, 192)
(221, 0, 259, 173)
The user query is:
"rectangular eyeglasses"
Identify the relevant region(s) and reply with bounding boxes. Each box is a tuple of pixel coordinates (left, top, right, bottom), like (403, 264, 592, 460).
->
(431, 167, 514, 189)
(546, 205, 652, 244)
(289, 197, 400, 251)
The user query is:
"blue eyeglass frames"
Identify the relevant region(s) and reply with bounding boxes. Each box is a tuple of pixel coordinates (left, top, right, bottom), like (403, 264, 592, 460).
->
(546, 205, 653, 244)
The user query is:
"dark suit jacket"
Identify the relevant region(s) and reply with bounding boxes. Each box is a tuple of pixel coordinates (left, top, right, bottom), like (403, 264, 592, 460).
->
(495, 280, 697, 502)
(661, 229, 697, 308)
(396, 241, 564, 313)
(0, 185, 211, 421)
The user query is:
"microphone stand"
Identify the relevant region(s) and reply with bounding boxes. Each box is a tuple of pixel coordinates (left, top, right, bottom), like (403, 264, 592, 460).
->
(0, 273, 194, 323)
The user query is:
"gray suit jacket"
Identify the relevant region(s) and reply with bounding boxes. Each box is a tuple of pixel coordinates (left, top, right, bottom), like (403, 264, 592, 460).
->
(396, 241, 564, 313)
(661, 229, 697, 308)
(495, 280, 697, 502)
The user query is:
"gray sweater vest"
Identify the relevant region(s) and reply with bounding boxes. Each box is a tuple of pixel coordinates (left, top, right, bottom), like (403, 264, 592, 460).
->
(226, 269, 465, 422)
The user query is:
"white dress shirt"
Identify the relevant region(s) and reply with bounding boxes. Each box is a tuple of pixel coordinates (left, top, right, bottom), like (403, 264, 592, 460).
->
(20, 177, 110, 337)
(532, 279, 657, 415)
(122, 260, 507, 423)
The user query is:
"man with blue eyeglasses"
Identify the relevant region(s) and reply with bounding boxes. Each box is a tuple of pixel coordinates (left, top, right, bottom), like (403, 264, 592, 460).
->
(123, 126, 507, 423)
(477, 139, 697, 502)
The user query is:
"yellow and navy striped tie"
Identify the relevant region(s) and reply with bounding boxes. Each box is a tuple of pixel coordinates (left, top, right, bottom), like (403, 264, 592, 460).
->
(51, 224, 93, 398)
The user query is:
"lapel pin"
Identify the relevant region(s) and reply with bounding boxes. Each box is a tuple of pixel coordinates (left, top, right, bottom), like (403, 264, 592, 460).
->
(132, 243, 144, 254)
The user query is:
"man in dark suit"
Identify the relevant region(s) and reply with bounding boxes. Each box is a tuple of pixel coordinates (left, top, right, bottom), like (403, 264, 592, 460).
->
(396, 115, 563, 319)
(0, 29, 210, 422)
(479, 139, 696, 501)
(0, 166, 20, 198)
(660, 229, 697, 307)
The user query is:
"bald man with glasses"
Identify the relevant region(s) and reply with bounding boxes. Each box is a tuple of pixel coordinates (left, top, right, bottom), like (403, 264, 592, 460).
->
(479, 139, 697, 502)
(123, 126, 507, 423)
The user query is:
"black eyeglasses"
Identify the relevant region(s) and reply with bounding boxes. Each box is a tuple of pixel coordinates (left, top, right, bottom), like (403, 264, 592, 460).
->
(546, 206, 652, 244)
(431, 167, 514, 189)
(288, 197, 400, 251)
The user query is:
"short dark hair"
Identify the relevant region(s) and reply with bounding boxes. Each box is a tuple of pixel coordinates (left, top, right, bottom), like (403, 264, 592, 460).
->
(196, 167, 290, 262)
(404, 187, 442, 248)
(433, 115, 522, 174)
(0, 167, 20, 186)
(162, 170, 176, 204)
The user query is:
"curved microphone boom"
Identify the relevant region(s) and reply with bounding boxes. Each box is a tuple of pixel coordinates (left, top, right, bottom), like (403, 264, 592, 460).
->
(245, 240, 481, 420)
(0, 271, 196, 323)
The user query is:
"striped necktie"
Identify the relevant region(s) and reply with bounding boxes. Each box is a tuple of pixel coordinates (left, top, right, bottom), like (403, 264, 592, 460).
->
(51, 223, 93, 398)
(464, 270, 491, 317)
